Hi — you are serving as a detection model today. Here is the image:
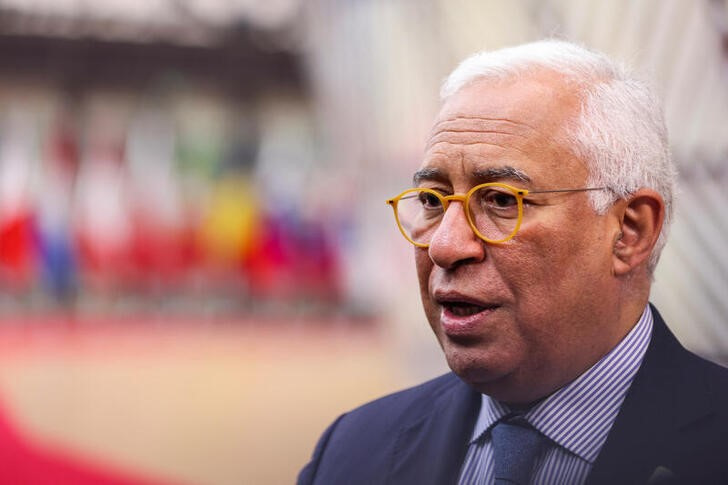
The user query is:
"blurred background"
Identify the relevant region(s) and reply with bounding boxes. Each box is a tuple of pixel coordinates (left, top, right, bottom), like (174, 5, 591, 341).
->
(0, 0, 726, 483)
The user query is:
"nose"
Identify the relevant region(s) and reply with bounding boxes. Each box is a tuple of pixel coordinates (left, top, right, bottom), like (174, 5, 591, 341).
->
(427, 201, 486, 269)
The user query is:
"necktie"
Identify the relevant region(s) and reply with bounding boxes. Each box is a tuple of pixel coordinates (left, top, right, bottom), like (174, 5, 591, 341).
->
(491, 415, 545, 485)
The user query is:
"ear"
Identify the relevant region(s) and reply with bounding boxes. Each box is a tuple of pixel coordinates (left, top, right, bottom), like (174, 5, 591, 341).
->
(612, 189, 665, 276)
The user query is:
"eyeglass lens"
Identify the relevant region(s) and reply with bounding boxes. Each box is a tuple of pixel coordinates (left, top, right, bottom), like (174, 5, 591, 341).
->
(396, 186, 521, 245)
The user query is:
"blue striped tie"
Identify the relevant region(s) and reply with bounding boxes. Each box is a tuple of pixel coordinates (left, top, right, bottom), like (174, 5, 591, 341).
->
(491, 415, 545, 485)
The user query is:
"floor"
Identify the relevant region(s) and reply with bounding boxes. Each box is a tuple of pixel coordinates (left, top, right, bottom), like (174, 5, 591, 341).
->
(0, 315, 412, 484)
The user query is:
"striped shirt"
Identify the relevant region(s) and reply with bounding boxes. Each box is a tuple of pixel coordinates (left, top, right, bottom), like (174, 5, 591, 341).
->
(458, 306, 654, 485)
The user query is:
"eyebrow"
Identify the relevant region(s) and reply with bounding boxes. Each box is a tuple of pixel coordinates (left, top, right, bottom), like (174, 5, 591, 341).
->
(412, 168, 444, 185)
(412, 165, 532, 185)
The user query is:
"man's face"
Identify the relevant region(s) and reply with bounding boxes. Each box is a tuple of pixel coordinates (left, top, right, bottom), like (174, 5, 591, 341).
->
(416, 71, 625, 404)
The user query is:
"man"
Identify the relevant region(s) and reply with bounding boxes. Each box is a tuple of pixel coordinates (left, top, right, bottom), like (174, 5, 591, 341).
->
(298, 40, 728, 485)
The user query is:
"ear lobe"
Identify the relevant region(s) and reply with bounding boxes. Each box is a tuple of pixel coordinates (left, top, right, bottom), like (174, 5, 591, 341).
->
(612, 189, 665, 276)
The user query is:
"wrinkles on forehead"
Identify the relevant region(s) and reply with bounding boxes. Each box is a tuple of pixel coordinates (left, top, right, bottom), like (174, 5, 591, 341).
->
(431, 115, 538, 135)
(425, 116, 539, 152)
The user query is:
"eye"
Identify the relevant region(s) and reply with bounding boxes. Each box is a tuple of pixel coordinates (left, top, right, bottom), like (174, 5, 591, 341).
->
(481, 188, 518, 209)
(418, 191, 443, 210)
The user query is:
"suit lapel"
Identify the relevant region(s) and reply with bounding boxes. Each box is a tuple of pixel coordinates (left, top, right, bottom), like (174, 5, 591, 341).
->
(387, 377, 480, 485)
(586, 306, 715, 485)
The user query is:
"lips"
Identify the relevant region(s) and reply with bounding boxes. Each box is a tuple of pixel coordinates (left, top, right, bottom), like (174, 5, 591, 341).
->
(435, 291, 500, 337)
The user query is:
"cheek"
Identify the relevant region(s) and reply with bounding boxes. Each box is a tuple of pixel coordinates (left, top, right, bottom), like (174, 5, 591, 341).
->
(501, 216, 613, 319)
(500, 224, 570, 281)
(415, 248, 445, 332)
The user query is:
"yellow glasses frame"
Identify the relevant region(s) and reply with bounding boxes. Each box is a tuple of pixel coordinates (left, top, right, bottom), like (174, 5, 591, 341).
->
(386, 182, 607, 248)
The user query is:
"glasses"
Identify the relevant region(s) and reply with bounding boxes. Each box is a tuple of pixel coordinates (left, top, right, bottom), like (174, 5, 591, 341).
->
(386, 182, 607, 247)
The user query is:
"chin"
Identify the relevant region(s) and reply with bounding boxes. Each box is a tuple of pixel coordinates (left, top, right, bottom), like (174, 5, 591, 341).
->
(442, 342, 533, 401)
(443, 344, 509, 386)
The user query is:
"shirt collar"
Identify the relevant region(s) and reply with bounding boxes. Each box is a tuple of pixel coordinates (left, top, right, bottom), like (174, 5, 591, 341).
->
(469, 306, 654, 463)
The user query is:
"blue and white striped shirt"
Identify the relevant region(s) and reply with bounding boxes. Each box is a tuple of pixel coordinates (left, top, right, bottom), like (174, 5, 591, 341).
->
(458, 306, 654, 485)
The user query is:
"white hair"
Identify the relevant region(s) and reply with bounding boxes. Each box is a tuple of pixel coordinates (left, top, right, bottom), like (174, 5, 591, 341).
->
(441, 39, 677, 272)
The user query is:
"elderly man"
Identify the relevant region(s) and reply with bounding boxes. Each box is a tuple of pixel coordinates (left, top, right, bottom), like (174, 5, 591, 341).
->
(298, 40, 728, 485)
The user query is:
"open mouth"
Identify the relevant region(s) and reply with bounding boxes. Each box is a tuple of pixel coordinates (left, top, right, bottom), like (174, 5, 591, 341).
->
(442, 301, 488, 317)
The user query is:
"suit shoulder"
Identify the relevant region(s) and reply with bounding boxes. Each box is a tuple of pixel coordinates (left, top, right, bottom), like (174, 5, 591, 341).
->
(326, 372, 467, 440)
(649, 307, 728, 401)
(686, 352, 728, 400)
(297, 373, 470, 484)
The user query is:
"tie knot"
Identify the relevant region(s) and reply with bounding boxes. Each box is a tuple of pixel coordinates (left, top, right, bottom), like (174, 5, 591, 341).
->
(491, 415, 545, 485)
(501, 414, 530, 427)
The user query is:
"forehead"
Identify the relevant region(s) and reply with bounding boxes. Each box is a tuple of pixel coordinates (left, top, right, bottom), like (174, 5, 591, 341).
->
(420, 71, 587, 186)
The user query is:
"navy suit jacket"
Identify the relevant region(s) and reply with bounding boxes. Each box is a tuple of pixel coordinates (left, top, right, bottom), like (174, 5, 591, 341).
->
(298, 306, 728, 485)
